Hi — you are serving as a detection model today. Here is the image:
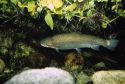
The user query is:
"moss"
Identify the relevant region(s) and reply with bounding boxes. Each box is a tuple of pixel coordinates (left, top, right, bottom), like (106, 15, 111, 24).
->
(0, 59, 5, 74)
(76, 71, 91, 84)
(10, 43, 35, 58)
(0, 32, 13, 56)
(7, 43, 35, 69)
(64, 52, 84, 71)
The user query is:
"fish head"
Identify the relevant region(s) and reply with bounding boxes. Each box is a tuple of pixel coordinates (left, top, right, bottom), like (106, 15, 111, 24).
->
(40, 38, 54, 48)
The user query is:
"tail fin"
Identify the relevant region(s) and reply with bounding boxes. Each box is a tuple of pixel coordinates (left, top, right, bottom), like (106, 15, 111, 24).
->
(106, 39, 119, 50)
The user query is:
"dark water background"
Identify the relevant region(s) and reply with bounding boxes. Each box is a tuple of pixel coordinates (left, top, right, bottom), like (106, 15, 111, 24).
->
(0, 15, 125, 84)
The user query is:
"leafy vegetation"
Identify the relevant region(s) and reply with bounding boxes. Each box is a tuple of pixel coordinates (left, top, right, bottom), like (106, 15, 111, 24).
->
(0, 0, 125, 30)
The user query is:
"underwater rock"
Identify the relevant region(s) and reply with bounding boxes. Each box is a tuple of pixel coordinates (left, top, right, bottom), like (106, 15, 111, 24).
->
(64, 52, 84, 71)
(76, 71, 91, 84)
(5, 67, 74, 84)
(0, 59, 5, 74)
(91, 70, 125, 84)
(27, 53, 48, 68)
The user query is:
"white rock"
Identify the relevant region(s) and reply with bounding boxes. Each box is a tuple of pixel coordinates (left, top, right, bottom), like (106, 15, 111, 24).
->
(91, 70, 125, 84)
(5, 67, 74, 84)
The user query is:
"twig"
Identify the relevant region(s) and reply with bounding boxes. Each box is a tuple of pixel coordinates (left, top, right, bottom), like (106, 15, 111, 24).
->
(0, 13, 20, 27)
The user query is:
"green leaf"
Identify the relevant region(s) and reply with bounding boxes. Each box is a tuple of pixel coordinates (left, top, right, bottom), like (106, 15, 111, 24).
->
(118, 9, 125, 16)
(96, 0, 108, 2)
(27, 1, 36, 15)
(27, 1, 35, 12)
(65, 3, 77, 12)
(102, 22, 108, 29)
(10, 0, 18, 5)
(44, 13, 54, 30)
(89, 0, 95, 8)
(111, 0, 121, 2)
(87, 10, 92, 17)
(0, 0, 8, 4)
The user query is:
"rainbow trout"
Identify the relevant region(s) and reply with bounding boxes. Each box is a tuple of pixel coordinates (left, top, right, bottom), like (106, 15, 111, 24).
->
(40, 33, 118, 51)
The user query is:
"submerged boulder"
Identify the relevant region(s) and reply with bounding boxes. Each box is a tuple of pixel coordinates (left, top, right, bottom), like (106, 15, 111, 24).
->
(91, 70, 125, 84)
(64, 52, 84, 71)
(5, 67, 74, 84)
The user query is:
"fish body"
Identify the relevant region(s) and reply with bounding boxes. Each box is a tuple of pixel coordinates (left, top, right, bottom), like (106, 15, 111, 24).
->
(40, 33, 118, 51)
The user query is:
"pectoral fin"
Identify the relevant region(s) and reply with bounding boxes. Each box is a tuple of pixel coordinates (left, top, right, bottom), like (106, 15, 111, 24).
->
(55, 48, 60, 53)
(91, 45, 100, 51)
(75, 48, 82, 53)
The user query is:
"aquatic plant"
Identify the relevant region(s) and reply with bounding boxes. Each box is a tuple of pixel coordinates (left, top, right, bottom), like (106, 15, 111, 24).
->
(0, 32, 13, 56)
(64, 52, 84, 71)
(10, 43, 34, 58)
(0, 59, 5, 74)
(9, 43, 35, 69)
(76, 71, 91, 84)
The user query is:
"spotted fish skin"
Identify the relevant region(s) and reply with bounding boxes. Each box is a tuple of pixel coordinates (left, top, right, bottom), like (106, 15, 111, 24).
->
(40, 33, 118, 51)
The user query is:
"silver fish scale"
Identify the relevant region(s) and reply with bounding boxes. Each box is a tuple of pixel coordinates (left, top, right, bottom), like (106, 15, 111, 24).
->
(52, 33, 106, 46)
(40, 33, 112, 50)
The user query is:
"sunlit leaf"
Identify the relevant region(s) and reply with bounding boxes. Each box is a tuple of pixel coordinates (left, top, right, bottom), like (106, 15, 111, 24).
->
(52, 0, 63, 9)
(96, 0, 108, 2)
(47, 3, 54, 10)
(78, 0, 84, 2)
(44, 13, 54, 30)
(112, 5, 117, 10)
(88, 0, 95, 8)
(27, 1, 36, 15)
(0, 0, 8, 4)
(27, 1, 36, 12)
(54, 9, 62, 14)
(37, 7, 43, 12)
(102, 22, 108, 29)
(18, 2, 26, 8)
(118, 9, 125, 16)
(65, 3, 77, 12)
(87, 10, 93, 17)
(111, 0, 121, 2)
